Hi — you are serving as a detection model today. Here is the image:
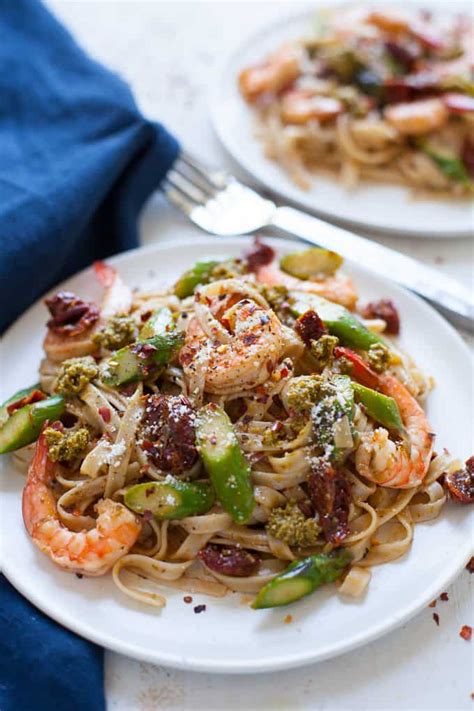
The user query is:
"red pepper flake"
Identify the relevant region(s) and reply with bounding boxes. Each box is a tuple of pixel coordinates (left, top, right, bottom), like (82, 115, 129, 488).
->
(433, 612, 440, 626)
(98, 406, 111, 423)
(428, 600, 437, 608)
(183, 596, 193, 604)
(460, 625, 472, 641)
(440, 592, 449, 602)
(284, 614, 293, 624)
(193, 604, 206, 614)
(466, 557, 474, 574)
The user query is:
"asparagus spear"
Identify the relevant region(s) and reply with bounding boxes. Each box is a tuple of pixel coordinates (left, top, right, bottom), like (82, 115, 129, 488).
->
(252, 551, 351, 609)
(280, 247, 343, 279)
(0, 395, 65, 454)
(196, 403, 255, 524)
(101, 307, 183, 386)
(124, 478, 214, 520)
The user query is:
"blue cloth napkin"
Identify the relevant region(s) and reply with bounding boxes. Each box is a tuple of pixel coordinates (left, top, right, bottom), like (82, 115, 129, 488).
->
(0, 0, 179, 708)
(0, 0, 179, 333)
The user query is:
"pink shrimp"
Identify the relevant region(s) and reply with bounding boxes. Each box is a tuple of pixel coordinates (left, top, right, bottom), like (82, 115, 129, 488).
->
(355, 374, 435, 489)
(22, 431, 141, 576)
(255, 263, 358, 309)
(43, 262, 133, 363)
(239, 44, 301, 103)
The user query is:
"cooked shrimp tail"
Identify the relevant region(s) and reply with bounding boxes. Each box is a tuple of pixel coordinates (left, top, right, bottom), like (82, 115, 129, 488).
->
(355, 374, 434, 489)
(22, 431, 141, 576)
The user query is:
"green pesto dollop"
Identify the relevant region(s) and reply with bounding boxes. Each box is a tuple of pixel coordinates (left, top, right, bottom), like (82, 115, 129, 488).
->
(92, 314, 137, 351)
(310, 334, 339, 371)
(210, 259, 248, 282)
(267, 502, 320, 547)
(44, 427, 90, 462)
(284, 375, 323, 415)
(367, 342, 391, 373)
(55, 356, 98, 395)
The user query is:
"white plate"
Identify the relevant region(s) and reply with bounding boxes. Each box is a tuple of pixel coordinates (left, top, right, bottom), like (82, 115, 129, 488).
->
(1, 235, 472, 673)
(209, 5, 473, 238)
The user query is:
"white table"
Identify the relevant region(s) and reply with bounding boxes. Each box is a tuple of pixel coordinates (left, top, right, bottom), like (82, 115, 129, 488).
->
(48, 2, 474, 709)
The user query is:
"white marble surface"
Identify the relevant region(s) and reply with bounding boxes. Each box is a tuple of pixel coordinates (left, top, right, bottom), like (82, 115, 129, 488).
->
(48, 2, 473, 709)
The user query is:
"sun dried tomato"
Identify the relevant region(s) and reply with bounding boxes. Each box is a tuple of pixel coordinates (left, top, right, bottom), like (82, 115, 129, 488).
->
(140, 395, 198, 473)
(444, 457, 474, 504)
(308, 458, 351, 545)
(45, 291, 99, 336)
(384, 72, 438, 104)
(198, 545, 259, 577)
(295, 310, 327, 345)
(385, 41, 420, 72)
(6, 389, 46, 416)
(361, 298, 400, 335)
(243, 237, 275, 272)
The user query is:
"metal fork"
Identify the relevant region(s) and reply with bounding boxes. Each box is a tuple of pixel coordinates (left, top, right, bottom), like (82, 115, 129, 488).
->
(162, 151, 473, 333)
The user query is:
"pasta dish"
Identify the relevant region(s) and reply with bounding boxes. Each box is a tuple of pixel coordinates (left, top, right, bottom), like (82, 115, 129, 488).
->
(238, 6, 474, 195)
(1, 243, 472, 610)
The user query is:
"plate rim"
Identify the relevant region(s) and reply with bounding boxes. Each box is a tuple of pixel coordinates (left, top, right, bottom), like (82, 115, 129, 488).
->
(208, 2, 473, 239)
(1, 236, 473, 673)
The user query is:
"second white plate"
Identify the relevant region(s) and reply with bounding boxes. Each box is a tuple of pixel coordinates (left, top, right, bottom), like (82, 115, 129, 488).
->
(210, 5, 473, 238)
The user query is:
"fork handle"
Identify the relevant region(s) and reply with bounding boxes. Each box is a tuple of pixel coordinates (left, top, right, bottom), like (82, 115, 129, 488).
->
(271, 206, 474, 334)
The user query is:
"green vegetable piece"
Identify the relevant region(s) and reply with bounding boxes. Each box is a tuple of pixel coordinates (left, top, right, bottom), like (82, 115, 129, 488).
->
(352, 382, 404, 432)
(102, 307, 183, 386)
(124, 477, 215, 520)
(0, 384, 41, 427)
(0, 395, 65, 454)
(196, 404, 255, 524)
(174, 260, 220, 299)
(312, 375, 355, 463)
(420, 141, 471, 186)
(252, 551, 351, 609)
(290, 292, 383, 350)
(280, 248, 343, 279)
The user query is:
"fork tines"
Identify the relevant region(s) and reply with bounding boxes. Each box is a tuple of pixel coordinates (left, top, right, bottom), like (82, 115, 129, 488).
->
(162, 152, 229, 212)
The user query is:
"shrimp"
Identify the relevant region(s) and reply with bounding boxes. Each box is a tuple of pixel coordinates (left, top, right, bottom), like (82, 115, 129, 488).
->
(44, 261, 133, 363)
(281, 90, 344, 125)
(355, 374, 434, 489)
(180, 280, 290, 395)
(239, 45, 301, 103)
(367, 10, 411, 33)
(255, 263, 358, 309)
(385, 98, 448, 137)
(22, 431, 141, 576)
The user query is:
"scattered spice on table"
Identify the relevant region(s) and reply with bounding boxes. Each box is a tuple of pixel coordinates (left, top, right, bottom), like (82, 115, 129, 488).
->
(433, 613, 440, 626)
(429, 600, 437, 608)
(284, 614, 293, 624)
(440, 592, 449, 602)
(75, 573, 83, 579)
(183, 595, 193, 604)
(460, 625, 472, 641)
(466, 557, 474, 574)
(194, 604, 206, 614)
